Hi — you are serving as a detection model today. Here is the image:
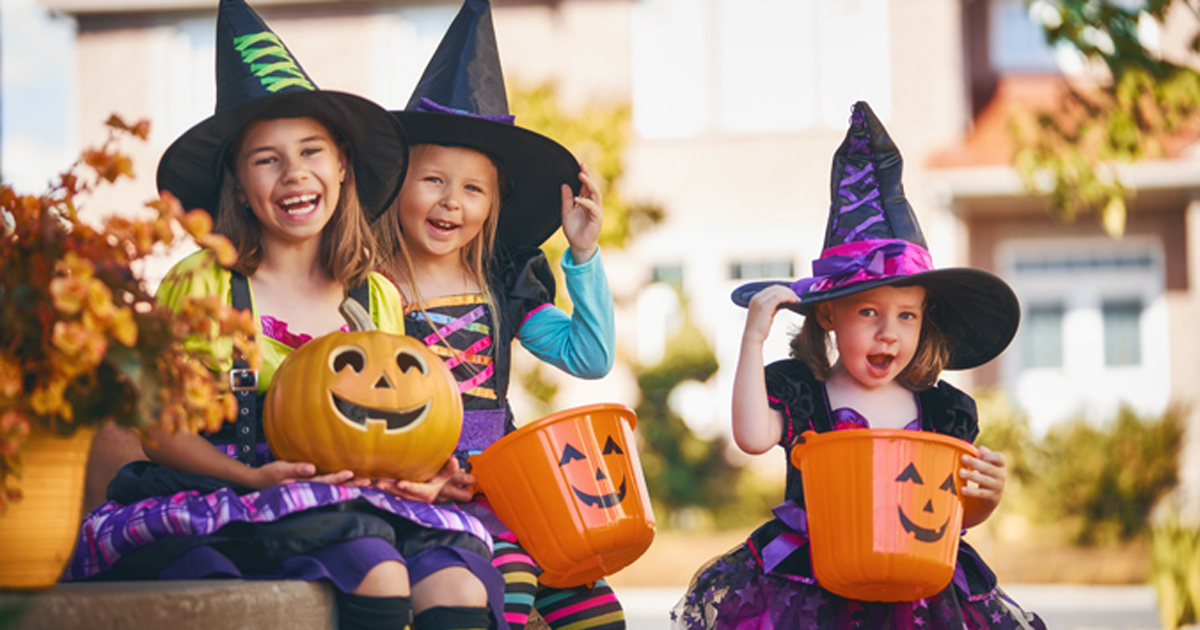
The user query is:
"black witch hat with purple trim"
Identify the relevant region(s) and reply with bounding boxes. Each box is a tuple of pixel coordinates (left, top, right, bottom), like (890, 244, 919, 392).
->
(390, 0, 579, 251)
(156, 0, 407, 221)
(732, 102, 1019, 370)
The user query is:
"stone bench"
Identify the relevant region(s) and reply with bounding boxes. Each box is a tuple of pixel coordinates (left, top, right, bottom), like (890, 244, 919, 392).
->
(0, 580, 552, 629)
(8, 426, 552, 630)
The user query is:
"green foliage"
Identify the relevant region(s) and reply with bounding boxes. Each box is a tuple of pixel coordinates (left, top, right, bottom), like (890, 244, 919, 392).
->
(1029, 405, 1185, 544)
(1150, 516, 1200, 629)
(1012, 0, 1200, 236)
(972, 394, 1184, 545)
(974, 389, 1038, 486)
(633, 314, 743, 523)
(508, 80, 662, 262)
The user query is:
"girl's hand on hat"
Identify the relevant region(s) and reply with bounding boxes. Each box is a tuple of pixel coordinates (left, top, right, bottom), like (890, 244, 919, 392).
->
(562, 163, 603, 264)
(960, 445, 1006, 528)
(743, 285, 801, 345)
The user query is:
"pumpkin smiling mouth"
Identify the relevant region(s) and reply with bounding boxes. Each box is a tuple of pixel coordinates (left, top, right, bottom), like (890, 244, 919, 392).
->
(331, 393, 430, 433)
(572, 478, 627, 508)
(897, 506, 949, 543)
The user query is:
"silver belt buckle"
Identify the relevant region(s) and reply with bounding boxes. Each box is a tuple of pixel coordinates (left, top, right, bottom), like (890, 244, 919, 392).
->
(229, 368, 258, 393)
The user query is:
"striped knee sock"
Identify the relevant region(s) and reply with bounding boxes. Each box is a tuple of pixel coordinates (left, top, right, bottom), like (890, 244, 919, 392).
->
(536, 579, 625, 630)
(493, 540, 538, 630)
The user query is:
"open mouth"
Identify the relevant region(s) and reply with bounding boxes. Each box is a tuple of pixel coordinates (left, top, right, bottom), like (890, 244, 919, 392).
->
(571, 478, 627, 508)
(332, 393, 429, 433)
(278, 193, 320, 215)
(867, 354, 894, 371)
(428, 218, 460, 233)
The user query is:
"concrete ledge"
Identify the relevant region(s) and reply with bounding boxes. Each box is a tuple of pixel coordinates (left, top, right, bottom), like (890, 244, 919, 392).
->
(0, 580, 336, 630)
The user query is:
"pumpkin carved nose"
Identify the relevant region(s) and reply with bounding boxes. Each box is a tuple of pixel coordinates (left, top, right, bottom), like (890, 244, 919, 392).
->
(595, 469, 607, 481)
(374, 374, 393, 389)
(923, 500, 934, 513)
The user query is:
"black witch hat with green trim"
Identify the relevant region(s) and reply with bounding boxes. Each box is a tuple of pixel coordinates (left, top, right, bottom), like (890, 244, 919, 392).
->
(391, 0, 579, 251)
(157, 0, 406, 221)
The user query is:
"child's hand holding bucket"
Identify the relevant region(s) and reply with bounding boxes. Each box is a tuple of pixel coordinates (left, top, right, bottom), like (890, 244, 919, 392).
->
(959, 445, 1007, 528)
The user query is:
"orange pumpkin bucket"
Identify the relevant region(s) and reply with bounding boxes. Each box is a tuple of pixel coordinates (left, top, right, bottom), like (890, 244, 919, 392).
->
(469, 403, 655, 588)
(790, 429, 978, 601)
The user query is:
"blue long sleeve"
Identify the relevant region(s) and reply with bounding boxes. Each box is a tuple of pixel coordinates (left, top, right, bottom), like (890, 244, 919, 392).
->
(516, 248, 615, 379)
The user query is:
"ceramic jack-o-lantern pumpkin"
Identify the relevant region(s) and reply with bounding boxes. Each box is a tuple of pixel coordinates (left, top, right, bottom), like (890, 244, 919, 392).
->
(790, 429, 978, 602)
(469, 404, 655, 588)
(263, 298, 462, 482)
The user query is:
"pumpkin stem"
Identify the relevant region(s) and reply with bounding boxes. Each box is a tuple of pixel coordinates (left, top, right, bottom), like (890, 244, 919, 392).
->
(339, 298, 377, 332)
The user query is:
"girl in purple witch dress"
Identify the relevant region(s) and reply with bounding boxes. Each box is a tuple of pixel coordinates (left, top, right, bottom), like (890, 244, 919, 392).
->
(64, 3, 507, 630)
(671, 102, 1045, 630)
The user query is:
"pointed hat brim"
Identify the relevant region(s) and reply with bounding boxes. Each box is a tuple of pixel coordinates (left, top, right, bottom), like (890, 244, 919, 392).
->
(157, 89, 407, 221)
(731, 266, 1020, 370)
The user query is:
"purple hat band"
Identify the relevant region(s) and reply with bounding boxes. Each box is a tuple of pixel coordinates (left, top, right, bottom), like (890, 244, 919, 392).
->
(792, 239, 934, 296)
(415, 97, 516, 124)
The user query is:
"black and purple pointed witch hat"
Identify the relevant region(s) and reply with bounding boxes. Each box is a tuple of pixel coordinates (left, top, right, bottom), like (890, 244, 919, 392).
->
(732, 102, 1019, 370)
(156, 0, 407, 221)
(389, 0, 579, 251)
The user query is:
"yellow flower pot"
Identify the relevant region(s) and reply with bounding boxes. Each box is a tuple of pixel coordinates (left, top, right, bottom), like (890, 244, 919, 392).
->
(0, 427, 95, 590)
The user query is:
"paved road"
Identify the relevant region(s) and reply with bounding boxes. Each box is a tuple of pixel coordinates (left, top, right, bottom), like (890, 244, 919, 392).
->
(615, 584, 1163, 630)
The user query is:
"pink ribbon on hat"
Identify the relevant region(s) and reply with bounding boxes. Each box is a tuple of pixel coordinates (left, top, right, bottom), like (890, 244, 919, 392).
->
(791, 239, 934, 296)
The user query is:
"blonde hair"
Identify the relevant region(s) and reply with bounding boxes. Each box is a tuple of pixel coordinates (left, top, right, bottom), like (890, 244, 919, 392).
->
(376, 143, 503, 359)
(215, 116, 378, 289)
(789, 288, 951, 391)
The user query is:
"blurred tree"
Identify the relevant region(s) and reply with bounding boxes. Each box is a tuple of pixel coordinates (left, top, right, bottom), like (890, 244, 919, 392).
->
(509, 80, 662, 268)
(1030, 405, 1184, 544)
(1012, 0, 1200, 236)
(632, 311, 746, 523)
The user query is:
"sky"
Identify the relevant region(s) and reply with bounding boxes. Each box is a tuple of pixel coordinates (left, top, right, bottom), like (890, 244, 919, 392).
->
(1, 0, 76, 193)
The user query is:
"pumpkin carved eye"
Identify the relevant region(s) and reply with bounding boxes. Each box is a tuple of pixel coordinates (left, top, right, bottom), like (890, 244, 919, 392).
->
(939, 473, 957, 495)
(331, 346, 366, 373)
(559, 443, 586, 466)
(603, 436, 624, 455)
(895, 462, 924, 484)
(396, 350, 428, 375)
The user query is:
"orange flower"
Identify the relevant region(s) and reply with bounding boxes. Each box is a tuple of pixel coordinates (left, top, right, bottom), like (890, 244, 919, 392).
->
(49, 276, 91, 315)
(109, 306, 138, 347)
(59, 251, 96, 279)
(0, 410, 31, 456)
(180, 208, 213, 238)
(51, 320, 108, 367)
(86, 278, 116, 321)
(29, 379, 67, 417)
(0, 356, 21, 399)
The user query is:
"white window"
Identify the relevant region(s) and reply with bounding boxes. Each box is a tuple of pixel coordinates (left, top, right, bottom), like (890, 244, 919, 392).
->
(1001, 238, 1169, 433)
(631, 0, 890, 138)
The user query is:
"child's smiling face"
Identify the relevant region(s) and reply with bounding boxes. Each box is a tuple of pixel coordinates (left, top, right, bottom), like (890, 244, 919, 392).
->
(817, 284, 926, 390)
(233, 116, 346, 246)
(396, 144, 499, 266)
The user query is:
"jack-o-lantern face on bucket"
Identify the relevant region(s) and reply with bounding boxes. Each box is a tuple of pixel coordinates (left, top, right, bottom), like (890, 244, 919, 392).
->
(894, 461, 958, 543)
(264, 300, 462, 481)
(559, 435, 628, 509)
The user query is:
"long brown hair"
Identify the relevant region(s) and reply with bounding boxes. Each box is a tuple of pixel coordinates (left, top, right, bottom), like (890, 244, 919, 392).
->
(789, 288, 951, 390)
(215, 116, 378, 289)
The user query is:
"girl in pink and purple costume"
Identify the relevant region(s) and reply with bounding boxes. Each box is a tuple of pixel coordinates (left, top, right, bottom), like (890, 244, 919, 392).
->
(671, 102, 1045, 630)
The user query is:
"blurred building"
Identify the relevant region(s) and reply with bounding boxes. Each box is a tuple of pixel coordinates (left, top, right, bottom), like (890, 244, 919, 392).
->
(31, 0, 1200, 497)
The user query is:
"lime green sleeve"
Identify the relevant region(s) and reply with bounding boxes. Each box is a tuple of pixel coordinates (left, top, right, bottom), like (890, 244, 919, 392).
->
(154, 251, 237, 374)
